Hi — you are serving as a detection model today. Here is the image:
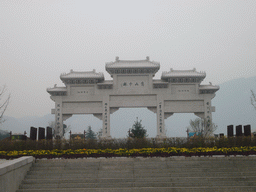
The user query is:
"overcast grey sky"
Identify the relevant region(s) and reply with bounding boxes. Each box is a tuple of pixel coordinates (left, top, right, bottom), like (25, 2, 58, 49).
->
(1, 0, 256, 118)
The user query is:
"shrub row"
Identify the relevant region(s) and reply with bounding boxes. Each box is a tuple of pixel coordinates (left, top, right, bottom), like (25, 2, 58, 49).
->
(1, 146, 256, 159)
(1, 137, 256, 151)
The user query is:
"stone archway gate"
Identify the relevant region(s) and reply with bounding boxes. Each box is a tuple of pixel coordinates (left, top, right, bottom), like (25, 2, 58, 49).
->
(47, 57, 219, 138)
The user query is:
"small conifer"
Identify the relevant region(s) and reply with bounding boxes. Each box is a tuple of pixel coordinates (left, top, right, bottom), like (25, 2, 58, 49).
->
(129, 117, 147, 138)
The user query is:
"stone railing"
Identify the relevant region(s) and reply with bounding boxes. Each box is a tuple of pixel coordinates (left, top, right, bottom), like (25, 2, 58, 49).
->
(0, 156, 34, 192)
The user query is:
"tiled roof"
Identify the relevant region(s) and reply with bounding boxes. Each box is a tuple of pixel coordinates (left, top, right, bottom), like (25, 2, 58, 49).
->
(162, 68, 206, 78)
(106, 57, 160, 69)
(152, 80, 168, 84)
(60, 69, 104, 79)
(47, 87, 67, 92)
(199, 84, 220, 90)
(97, 80, 113, 85)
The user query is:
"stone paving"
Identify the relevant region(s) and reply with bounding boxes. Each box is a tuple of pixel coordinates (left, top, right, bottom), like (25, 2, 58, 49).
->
(17, 156, 256, 192)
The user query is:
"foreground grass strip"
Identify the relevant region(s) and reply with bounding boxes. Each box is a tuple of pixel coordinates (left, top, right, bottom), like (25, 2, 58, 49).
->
(1, 147, 256, 159)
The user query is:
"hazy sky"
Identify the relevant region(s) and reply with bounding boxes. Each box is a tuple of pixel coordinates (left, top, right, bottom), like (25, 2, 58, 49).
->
(1, 0, 256, 118)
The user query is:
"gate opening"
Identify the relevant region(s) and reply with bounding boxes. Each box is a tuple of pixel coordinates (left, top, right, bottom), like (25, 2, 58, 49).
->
(110, 108, 157, 138)
(64, 114, 101, 138)
(165, 113, 197, 137)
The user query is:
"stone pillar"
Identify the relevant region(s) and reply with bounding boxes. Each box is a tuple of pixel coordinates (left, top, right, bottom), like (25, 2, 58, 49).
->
(55, 102, 63, 138)
(102, 96, 111, 138)
(157, 96, 166, 138)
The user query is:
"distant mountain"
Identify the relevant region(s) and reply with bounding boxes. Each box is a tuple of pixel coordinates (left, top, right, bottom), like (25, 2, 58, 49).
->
(1, 76, 255, 138)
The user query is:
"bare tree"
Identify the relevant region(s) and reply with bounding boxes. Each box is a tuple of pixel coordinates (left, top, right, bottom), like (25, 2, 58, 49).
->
(0, 85, 10, 124)
(251, 90, 256, 110)
(96, 128, 103, 139)
(48, 121, 55, 129)
(48, 121, 70, 136)
(187, 118, 217, 138)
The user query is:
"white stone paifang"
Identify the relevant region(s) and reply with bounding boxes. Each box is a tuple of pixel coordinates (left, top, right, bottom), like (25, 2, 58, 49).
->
(47, 57, 219, 138)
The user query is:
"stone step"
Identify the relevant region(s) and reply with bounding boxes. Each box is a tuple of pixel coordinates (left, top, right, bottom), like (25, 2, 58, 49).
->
(22, 176, 256, 184)
(33, 161, 255, 166)
(33, 159, 255, 163)
(18, 157, 256, 191)
(20, 180, 256, 188)
(19, 180, 256, 189)
(28, 167, 256, 171)
(26, 170, 251, 176)
(27, 170, 256, 176)
(32, 163, 256, 169)
(24, 172, 256, 180)
(30, 166, 254, 171)
(16, 186, 256, 192)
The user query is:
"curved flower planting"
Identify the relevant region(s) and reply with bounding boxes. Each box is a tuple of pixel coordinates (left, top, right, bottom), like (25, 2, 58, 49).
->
(1, 147, 256, 159)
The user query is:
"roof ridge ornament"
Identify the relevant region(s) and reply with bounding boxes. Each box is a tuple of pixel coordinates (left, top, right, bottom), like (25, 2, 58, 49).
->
(161, 68, 206, 82)
(105, 57, 160, 75)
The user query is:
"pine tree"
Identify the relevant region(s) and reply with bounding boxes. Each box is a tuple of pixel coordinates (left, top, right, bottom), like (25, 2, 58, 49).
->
(129, 117, 147, 138)
(85, 126, 96, 139)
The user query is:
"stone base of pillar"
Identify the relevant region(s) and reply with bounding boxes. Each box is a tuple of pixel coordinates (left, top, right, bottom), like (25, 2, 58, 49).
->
(156, 135, 167, 139)
(100, 136, 112, 140)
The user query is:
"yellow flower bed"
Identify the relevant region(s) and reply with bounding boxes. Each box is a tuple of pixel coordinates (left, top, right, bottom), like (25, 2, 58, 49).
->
(1, 146, 256, 159)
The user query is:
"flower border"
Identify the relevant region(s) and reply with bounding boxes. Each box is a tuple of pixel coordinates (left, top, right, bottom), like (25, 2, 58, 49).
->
(1, 147, 256, 159)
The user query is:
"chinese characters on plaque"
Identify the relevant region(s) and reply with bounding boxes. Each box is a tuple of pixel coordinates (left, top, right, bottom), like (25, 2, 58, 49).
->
(104, 103, 108, 133)
(121, 81, 144, 87)
(77, 90, 89, 94)
(159, 102, 163, 133)
(56, 104, 61, 133)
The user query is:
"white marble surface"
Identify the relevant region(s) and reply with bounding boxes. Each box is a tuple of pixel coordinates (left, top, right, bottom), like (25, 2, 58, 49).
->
(0, 159, 9, 164)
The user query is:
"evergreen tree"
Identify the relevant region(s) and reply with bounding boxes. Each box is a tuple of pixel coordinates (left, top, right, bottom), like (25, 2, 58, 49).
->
(128, 117, 147, 138)
(85, 126, 96, 139)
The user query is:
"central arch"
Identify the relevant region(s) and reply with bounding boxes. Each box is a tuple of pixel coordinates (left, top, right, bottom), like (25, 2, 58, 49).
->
(110, 108, 157, 138)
